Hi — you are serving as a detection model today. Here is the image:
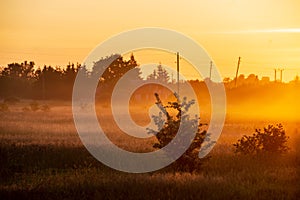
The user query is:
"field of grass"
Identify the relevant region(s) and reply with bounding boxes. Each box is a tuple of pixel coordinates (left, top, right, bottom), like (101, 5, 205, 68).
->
(0, 100, 299, 199)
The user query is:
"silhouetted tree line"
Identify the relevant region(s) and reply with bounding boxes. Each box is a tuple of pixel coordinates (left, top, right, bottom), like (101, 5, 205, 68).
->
(0, 61, 80, 100)
(0, 54, 141, 100)
(147, 64, 170, 83)
(94, 54, 141, 101)
(1, 54, 298, 101)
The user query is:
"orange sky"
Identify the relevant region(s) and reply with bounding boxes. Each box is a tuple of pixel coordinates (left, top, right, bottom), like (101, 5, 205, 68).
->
(1, 0, 300, 82)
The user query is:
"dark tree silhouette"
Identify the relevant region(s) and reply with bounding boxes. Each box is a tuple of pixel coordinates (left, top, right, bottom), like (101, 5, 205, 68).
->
(93, 54, 141, 86)
(0, 56, 140, 100)
(147, 64, 170, 83)
(0, 61, 35, 98)
(33, 63, 80, 100)
(93, 54, 142, 101)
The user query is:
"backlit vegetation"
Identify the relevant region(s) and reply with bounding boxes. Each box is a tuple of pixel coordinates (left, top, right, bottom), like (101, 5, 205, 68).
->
(0, 102, 299, 199)
(147, 93, 210, 172)
(234, 124, 289, 155)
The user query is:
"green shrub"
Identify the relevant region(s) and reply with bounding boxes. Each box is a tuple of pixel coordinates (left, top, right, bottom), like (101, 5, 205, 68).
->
(147, 93, 211, 172)
(233, 124, 289, 155)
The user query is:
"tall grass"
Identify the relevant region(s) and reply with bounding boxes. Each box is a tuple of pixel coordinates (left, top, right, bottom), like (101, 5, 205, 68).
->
(0, 101, 299, 199)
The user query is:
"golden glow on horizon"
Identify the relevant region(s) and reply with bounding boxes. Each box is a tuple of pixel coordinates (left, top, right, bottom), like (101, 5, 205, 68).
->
(1, 0, 300, 81)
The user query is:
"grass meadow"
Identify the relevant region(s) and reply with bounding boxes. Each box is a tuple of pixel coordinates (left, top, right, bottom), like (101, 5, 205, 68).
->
(0, 100, 299, 199)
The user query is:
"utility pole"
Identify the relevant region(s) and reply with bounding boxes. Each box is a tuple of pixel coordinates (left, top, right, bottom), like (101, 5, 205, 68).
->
(42, 71, 46, 100)
(176, 52, 180, 96)
(279, 68, 284, 82)
(235, 57, 241, 87)
(209, 61, 213, 81)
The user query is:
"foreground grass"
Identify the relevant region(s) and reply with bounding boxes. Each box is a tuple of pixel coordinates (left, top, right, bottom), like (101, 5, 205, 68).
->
(0, 102, 299, 199)
(1, 143, 299, 200)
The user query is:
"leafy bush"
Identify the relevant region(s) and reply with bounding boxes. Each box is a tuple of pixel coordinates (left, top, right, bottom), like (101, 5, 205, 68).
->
(147, 93, 211, 172)
(233, 124, 289, 155)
